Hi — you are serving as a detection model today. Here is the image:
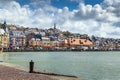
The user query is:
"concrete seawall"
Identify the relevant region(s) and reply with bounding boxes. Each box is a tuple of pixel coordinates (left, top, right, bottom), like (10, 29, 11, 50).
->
(0, 62, 80, 80)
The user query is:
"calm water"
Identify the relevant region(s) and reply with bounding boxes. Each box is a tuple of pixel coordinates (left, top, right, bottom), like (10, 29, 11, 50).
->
(1, 51, 120, 80)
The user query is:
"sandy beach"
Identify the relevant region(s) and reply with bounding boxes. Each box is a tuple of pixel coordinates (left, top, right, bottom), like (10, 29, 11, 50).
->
(0, 62, 80, 80)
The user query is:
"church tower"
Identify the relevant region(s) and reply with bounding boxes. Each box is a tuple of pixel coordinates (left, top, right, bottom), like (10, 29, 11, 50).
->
(54, 23, 56, 30)
(2, 20, 8, 33)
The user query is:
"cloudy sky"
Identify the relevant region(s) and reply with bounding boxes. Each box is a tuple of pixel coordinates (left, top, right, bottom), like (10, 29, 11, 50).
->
(0, 0, 120, 38)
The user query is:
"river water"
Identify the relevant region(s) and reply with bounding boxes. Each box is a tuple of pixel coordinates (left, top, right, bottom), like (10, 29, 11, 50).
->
(0, 51, 120, 80)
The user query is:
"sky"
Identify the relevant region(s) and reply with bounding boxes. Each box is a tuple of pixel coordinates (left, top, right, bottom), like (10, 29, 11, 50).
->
(0, 0, 120, 38)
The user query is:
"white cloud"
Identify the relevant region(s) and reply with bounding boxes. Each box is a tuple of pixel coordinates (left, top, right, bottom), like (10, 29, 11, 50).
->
(69, 1, 120, 38)
(4, 1, 32, 27)
(0, 0, 120, 38)
(30, 0, 51, 8)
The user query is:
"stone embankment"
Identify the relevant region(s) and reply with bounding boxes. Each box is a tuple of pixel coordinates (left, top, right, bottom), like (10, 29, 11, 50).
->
(0, 62, 80, 80)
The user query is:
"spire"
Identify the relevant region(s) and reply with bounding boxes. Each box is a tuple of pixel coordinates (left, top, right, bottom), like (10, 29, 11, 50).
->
(2, 20, 7, 33)
(54, 23, 56, 30)
(4, 20, 6, 25)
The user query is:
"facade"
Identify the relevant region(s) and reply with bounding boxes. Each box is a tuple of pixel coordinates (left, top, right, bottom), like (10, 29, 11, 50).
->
(65, 38, 93, 50)
(41, 37, 60, 49)
(27, 34, 42, 48)
(28, 38, 41, 47)
(10, 30, 26, 49)
(0, 21, 9, 49)
(41, 37, 51, 48)
(0, 31, 9, 48)
(50, 41, 59, 47)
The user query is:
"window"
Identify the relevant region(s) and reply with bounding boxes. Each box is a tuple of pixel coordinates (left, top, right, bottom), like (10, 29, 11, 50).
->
(4, 38, 6, 41)
(47, 43, 50, 45)
(79, 40, 83, 44)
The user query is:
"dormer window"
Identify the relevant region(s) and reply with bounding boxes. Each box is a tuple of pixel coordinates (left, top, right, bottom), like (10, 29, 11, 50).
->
(79, 40, 83, 44)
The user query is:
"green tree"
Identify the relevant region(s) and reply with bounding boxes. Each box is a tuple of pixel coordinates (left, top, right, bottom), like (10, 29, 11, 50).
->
(62, 31, 73, 37)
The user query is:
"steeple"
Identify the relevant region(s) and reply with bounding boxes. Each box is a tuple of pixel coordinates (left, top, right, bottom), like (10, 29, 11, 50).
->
(54, 23, 56, 30)
(2, 20, 8, 33)
(4, 20, 6, 25)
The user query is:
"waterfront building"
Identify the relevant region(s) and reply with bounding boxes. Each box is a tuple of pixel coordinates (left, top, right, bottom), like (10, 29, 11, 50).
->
(0, 21, 9, 50)
(41, 37, 59, 49)
(59, 40, 65, 47)
(0, 29, 9, 48)
(50, 41, 60, 48)
(64, 38, 93, 50)
(41, 37, 52, 49)
(9, 30, 26, 50)
(27, 33, 42, 48)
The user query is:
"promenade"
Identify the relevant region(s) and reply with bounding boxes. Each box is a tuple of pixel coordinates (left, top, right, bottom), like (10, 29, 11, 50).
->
(0, 63, 80, 80)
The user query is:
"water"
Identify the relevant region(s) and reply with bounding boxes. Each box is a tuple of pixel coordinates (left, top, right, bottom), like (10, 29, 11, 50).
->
(1, 51, 120, 80)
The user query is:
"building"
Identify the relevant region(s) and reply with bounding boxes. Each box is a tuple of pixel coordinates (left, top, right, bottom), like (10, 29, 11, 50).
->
(50, 41, 60, 48)
(64, 38, 93, 50)
(0, 21, 9, 50)
(27, 33, 42, 48)
(41, 37, 52, 49)
(0, 29, 9, 48)
(9, 30, 26, 49)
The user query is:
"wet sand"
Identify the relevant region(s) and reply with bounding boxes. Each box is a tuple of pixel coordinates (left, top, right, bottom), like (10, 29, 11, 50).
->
(0, 62, 80, 80)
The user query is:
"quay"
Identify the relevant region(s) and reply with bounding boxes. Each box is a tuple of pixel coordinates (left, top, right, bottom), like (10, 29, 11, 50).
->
(0, 62, 80, 80)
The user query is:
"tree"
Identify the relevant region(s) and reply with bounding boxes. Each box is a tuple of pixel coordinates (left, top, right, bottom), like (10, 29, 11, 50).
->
(62, 31, 73, 37)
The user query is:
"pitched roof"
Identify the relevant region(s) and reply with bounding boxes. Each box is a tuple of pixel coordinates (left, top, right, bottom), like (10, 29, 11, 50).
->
(65, 38, 93, 46)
